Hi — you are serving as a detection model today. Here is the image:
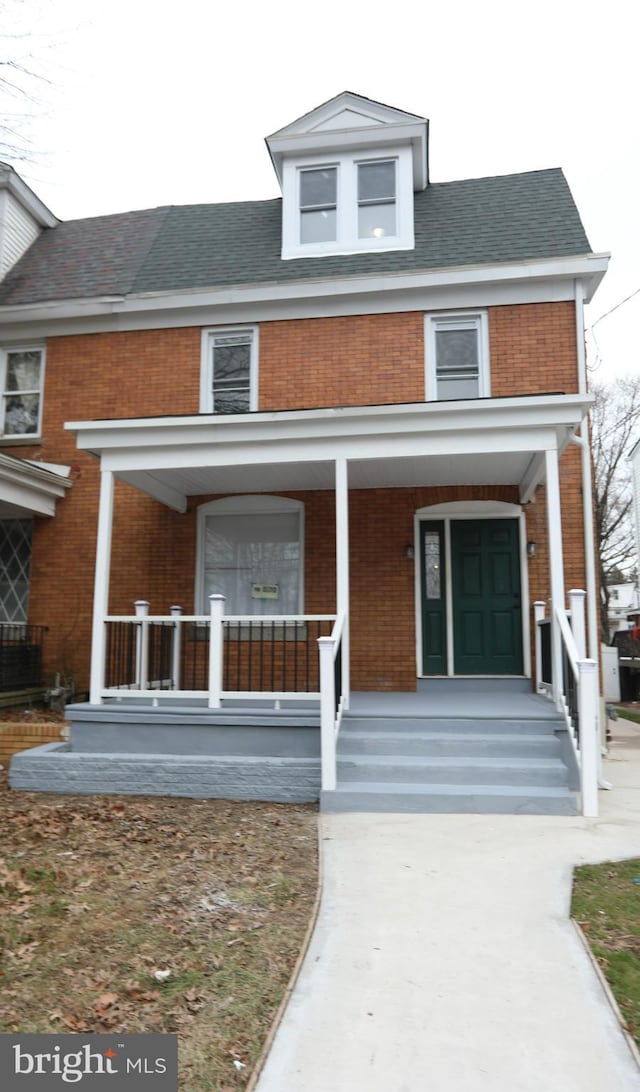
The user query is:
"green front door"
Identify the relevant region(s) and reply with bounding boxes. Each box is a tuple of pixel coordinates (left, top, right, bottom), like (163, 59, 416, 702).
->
(451, 519, 523, 675)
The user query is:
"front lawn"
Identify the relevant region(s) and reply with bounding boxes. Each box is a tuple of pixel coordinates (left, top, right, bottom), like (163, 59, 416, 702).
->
(0, 771, 318, 1090)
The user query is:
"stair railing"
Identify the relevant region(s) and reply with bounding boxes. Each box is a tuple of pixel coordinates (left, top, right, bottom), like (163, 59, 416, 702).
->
(536, 590, 598, 817)
(318, 612, 347, 792)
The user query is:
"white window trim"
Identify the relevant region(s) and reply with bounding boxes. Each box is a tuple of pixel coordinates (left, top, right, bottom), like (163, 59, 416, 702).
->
(0, 344, 45, 443)
(281, 145, 414, 260)
(195, 494, 305, 614)
(199, 326, 259, 414)
(424, 311, 490, 402)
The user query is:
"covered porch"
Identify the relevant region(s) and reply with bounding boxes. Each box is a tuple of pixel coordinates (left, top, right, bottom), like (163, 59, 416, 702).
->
(35, 394, 602, 815)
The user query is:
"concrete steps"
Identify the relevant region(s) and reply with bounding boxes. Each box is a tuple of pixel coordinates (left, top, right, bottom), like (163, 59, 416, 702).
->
(322, 710, 577, 815)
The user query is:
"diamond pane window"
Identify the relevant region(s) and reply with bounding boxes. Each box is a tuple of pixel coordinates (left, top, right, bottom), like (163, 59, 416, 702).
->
(2, 350, 43, 435)
(0, 519, 32, 621)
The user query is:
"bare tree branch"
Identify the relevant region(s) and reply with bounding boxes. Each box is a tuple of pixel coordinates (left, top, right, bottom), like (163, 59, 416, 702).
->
(590, 374, 640, 639)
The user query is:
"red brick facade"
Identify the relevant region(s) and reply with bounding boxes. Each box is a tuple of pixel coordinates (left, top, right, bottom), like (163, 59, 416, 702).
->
(7, 301, 589, 691)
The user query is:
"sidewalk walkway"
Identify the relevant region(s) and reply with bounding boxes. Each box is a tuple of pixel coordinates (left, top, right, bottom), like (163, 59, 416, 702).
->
(255, 718, 640, 1092)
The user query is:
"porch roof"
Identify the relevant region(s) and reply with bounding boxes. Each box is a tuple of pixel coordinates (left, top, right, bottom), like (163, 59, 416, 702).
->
(66, 393, 593, 513)
(0, 454, 72, 518)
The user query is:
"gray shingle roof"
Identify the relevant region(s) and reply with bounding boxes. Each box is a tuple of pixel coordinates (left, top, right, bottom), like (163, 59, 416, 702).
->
(0, 169, 591, 307)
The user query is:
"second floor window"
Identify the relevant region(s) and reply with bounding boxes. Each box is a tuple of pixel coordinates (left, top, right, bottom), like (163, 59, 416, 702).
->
(426, 313, 490, 402)
(202, 328, 257, 414)
(0, 348, 44, 438)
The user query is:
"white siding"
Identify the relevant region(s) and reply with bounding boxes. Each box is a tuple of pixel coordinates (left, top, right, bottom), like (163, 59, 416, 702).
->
(0, 191, 41, 278)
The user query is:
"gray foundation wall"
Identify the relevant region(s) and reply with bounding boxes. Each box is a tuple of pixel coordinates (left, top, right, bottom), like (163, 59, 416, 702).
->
(10, 744, 321, 803)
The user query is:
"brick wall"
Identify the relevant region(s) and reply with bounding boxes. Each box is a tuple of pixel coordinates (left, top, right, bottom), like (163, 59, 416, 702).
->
(490, 302, 579, 395)
(3, 301, 589, 691)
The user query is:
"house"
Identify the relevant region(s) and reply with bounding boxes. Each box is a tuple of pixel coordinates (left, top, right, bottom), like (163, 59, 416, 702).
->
(0, 93, 607, 815)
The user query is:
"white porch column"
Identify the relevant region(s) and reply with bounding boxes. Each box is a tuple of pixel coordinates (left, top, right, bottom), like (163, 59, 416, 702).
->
(545, 447, 566, 708)
(89, 468, 115, 704)
(335, 456, 350, 707)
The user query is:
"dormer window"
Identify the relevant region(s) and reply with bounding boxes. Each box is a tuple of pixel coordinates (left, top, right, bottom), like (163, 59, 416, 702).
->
(283, 148, 412, 259)
(267, 91, 428, 261)
(300, 167, 337, 243)
(358, 160, 396, 239)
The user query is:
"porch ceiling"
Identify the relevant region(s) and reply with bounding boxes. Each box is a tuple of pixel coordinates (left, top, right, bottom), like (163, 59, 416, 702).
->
(67, 393, 592, 512)
(116, 450, 535, 499)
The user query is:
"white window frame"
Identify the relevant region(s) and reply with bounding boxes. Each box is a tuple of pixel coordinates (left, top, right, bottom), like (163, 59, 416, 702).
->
(281, 145, 414, 259)
(199, 326, 258, 414)
(424, 311, 490, 402)
(195, 495, 304, 615)
(0, 345, 45, 442)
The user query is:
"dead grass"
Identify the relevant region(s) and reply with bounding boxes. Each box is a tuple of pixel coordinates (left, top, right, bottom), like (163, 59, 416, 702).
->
(0, 769, 318, 1090)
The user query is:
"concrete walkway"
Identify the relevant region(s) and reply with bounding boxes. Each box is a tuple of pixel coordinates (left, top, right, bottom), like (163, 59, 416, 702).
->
(255, 718, 640, 1092)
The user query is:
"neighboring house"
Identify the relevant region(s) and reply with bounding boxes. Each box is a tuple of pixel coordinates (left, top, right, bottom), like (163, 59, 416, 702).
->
(0, 93, 608, 812)
(606, 581, 640, 637)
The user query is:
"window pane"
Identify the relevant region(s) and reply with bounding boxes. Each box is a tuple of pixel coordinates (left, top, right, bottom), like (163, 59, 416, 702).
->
(214, 343, 250, 385)
(300, 168, 336, 208)
(212, 390, 250, 414)
(435, 328, 479, 377)
(424, 532, 441, 600)
(204, 512, 300, 615)
(301, 207, 336, 243)
(436, 377, 480, 400)
(358, 202, 396, 239)
(358, 161, 395, 202)
(4, 393, 40, 434)
(212, 336, 251, 414)
(6, 351, 41, 392)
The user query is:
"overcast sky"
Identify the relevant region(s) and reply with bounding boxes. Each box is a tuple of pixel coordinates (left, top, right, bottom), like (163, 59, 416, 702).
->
(3, 0, 639, 382)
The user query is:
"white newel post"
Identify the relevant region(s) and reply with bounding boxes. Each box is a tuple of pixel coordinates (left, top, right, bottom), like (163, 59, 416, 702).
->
(318, 635, 337, 791)
(335, 457, 350, 709)
(578, 657, 599, 817)
(208, 594, 225, 709)
(90, 468, 114, 704)
(134, 600, 150, 690)
(170, 605, 183, 690)
(533, 601, 546, 693)
(569, 589, 587, 660)
(545, 448, 566, 710)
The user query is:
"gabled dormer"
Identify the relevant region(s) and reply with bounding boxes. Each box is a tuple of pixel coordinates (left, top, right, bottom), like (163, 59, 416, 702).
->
(0, 163, 58, 281)
(266, 92, 429, 261)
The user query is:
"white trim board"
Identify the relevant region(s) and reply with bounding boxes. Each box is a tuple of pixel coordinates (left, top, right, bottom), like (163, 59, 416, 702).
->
(0, 254, 609, 341)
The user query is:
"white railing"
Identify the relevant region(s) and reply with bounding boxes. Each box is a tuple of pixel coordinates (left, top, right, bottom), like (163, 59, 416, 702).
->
(318, 612, 347, 791)
(535, 589, 599, 817)
(98, 595, 338, 706)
